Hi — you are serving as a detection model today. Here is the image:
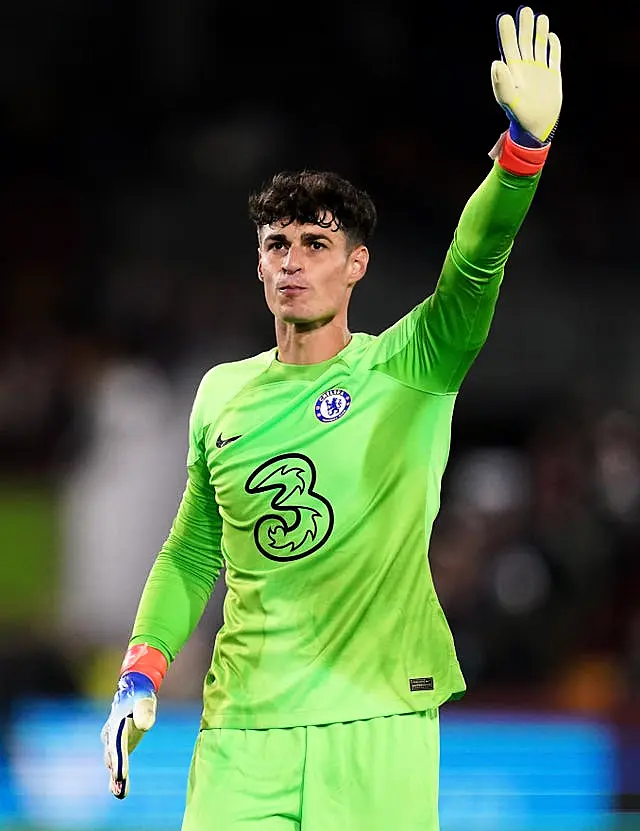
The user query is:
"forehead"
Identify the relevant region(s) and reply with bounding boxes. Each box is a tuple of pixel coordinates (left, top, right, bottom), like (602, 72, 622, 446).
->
(260, 216, 345, 242)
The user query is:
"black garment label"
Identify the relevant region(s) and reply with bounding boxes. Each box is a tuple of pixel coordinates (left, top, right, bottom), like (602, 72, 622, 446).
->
(409, 677, 434, 692)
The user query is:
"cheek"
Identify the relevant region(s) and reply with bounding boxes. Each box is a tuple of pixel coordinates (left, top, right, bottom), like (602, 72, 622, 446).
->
(308, 273, 350, 316)
(262, 279, 276, 308)
(258, 260, 276, 291)
(326, 269, 351, 298)
(260, 273, 279, 311)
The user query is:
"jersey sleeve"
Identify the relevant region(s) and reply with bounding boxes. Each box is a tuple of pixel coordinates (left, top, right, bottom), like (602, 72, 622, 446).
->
(371, 162, 541, 394)
(128, 379, 224, 664)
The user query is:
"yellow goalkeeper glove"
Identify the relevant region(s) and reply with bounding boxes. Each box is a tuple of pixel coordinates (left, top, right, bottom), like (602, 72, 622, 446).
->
(492, 6, 562, 147)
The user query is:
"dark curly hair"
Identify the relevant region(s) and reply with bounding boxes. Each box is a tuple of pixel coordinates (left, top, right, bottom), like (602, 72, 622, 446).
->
(248, 170, 377, 249)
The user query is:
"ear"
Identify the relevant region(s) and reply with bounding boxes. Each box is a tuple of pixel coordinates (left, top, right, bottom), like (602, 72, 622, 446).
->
(257, 248, 264, 282)
(348, 245, 369, 286)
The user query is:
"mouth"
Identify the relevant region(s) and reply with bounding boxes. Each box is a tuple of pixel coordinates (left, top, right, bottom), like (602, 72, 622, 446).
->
(277, 285, 307, 296)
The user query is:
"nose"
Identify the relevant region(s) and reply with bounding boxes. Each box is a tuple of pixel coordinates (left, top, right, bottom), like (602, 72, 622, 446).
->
(282, 246, 302, 274)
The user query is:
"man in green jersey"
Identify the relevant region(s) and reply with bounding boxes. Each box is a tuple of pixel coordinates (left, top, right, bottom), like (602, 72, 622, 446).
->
(102, 6, 562, 828)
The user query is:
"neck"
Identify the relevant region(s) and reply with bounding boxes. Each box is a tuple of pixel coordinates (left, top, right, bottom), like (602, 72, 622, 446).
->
(275, 317, 352, 365)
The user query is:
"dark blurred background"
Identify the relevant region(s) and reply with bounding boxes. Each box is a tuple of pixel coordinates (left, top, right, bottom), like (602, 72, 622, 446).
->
(2, 2, 640, 829)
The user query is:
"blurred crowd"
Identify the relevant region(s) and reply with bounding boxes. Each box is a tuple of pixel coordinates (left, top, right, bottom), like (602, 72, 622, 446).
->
(432, 407, 640, 712)
(2, 0, 640, 731)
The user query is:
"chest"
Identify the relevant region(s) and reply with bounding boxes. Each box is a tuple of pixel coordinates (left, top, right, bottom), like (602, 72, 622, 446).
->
(208, 368, 449, 512)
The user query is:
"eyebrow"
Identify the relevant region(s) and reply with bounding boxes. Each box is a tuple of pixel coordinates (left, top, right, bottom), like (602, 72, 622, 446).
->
(263, 231, 335, 245)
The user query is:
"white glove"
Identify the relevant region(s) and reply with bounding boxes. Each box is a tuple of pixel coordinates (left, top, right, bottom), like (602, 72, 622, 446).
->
(100, 672, 157, 799)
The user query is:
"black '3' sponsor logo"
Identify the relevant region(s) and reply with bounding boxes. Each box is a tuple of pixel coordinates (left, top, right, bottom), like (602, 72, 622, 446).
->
(245, 453, 334, 561)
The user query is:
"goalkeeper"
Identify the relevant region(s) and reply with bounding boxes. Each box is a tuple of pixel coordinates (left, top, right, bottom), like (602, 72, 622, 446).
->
(101, 7, 562, 829)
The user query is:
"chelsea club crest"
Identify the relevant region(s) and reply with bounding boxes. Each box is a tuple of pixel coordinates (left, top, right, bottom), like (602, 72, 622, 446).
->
(315, 388, 351, 423)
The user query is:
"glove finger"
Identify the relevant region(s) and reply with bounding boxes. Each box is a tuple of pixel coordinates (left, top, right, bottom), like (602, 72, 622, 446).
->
(516, 6, 535, 61)
(132, 695, 157, 733)
(491, 60, 518, 109)
(534, 13, 550, 64)
(126, 696, 157, 754)
(108, 716, 130, 800)
(101, 714, 121, 774)
(496, 13, 521, 64)
(548, 31, 561, 71)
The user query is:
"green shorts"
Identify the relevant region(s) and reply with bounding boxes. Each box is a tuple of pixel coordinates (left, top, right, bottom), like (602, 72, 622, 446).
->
(181, 709, 440, 830)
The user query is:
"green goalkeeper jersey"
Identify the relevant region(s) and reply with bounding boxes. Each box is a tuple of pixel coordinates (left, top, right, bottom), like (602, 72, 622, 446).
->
(130, 162, 540, 729)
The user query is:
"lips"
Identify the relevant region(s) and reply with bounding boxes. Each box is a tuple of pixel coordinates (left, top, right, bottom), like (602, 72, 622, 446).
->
(277, 285, 306, 294)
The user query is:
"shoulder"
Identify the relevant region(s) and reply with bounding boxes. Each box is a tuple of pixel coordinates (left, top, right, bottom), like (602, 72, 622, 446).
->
(346, 302, 429, 367)
(198, 349, 275, 391)
(191, 349, 276, 421)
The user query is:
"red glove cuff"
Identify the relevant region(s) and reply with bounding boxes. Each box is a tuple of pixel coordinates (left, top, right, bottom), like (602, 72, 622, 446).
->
(120, 643, 168, 692)
(489, 131, 550, 175)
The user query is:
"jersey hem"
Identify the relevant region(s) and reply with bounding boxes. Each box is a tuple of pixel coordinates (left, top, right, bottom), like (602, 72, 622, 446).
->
(199, 689, 466, 730)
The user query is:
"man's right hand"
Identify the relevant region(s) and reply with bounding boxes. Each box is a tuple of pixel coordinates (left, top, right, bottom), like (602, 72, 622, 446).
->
(491, 6, 562, 146)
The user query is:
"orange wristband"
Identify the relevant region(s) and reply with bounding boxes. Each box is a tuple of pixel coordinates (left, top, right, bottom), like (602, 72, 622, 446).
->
(489, 131, 550, 176)
(120, 643, 168, 692)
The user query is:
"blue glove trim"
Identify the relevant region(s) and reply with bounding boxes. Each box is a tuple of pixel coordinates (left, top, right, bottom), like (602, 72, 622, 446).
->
(117, 671, 156, 704)
(504, 107, 548, 148)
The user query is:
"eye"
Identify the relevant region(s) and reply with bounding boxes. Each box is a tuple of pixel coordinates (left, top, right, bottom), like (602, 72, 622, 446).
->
(267, 240, 285, 251)
(310, 241, 326, 251)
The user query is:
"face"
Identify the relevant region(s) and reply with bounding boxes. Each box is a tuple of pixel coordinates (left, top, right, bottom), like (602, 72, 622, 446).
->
(257, 218, 369, 328)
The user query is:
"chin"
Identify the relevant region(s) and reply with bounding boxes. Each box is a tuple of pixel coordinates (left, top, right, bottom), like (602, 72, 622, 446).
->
(275, 301, 311, 325)
(275, 304, 327, 326)
(280, 312, 316, 326)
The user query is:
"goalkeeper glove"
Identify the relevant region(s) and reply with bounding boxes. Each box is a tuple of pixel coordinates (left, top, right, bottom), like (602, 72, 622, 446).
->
(490, 6, 562, 174)
(100, 644, 168, 799)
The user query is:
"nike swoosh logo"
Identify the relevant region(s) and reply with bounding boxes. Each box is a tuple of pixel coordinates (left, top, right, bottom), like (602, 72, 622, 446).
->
(216, 432, 242, 448)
